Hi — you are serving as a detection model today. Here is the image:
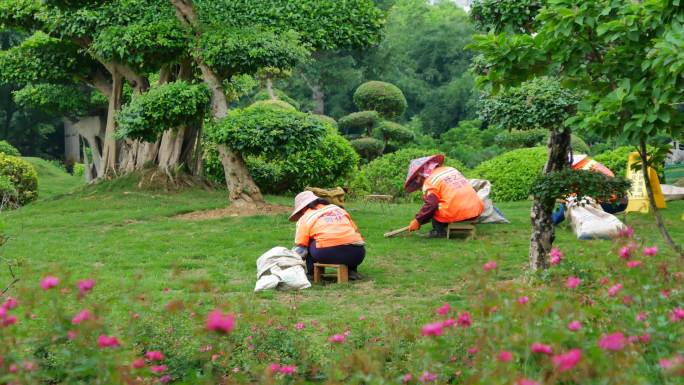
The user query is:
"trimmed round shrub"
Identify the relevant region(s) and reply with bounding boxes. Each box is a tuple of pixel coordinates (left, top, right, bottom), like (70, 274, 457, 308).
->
(473, 147, 547, 201)
(338, 111, 379, 136)
(253, 89, 301, 110)
(353, 81, 407, 119)
(309, 114, 337, 129)
(0, 141, 20, 157)
(350, 148, 469, 199)
(495, 129, 547, 149)
(351, 137, 385, 160)
(377, 121, 415, 145)
(249, 99, 296, 111)
(0, 153, 38, 205)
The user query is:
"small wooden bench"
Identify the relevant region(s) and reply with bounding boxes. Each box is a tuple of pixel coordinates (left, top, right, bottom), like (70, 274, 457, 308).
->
(313, 263, 348, 283)
(447, 221, 476, 240)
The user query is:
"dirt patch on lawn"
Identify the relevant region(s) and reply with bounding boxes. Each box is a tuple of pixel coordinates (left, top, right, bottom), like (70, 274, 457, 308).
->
(174, 203, 290, 220)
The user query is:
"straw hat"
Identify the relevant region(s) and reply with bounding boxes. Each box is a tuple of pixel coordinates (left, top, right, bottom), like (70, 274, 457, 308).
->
(404, 154, 445, 193)
(289, 191, 320, 222)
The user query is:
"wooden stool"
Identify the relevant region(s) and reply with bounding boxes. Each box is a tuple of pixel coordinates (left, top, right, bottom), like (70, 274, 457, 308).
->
(447, 221, 476, 240)
(313, 263, 348, 283)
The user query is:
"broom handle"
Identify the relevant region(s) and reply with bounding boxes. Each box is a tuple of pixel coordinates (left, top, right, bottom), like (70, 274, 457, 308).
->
(384, 226, 411, 238)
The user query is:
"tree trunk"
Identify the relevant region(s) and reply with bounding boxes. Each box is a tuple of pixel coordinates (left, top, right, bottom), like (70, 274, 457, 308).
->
(100, 71, 124, 176)
(311, 84, 325, 115)
(217, 144, 263, 204)
(63, 118, 80, 167)
(528, 128, 572, 270)
(157, 126, 187, 174)
(638, 140, 682, 256)
(266, 78, 277, 100)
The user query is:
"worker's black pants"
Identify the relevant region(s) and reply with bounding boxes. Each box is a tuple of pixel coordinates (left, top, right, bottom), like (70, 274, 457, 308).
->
(307, 239, 365, 273)
(431, 218, 448, 235)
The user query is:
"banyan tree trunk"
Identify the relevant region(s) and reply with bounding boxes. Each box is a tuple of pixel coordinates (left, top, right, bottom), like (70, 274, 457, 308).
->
(529, 128, 572, 270)
(100, 71, 124, 176)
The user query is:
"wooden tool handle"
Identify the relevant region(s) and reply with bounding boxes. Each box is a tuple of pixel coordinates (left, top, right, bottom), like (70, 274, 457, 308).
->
(384, 226, 411, 238)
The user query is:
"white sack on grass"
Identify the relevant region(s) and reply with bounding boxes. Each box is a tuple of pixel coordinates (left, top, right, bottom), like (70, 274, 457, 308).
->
(567, 201, 626, 240)
(255, 247, 311, 292)
(468, 179, 510, 224)
(661, 184, 684, 201)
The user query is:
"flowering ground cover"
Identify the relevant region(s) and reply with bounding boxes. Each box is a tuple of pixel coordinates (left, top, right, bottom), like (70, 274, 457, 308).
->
(0, 173, 682, 384)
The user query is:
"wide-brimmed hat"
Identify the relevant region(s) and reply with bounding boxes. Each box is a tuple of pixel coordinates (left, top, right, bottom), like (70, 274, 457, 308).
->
(404, 154, 445, 193)
(289, 191, 320, 222)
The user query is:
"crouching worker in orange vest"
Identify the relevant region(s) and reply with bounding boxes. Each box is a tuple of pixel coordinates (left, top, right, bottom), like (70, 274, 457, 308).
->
(290, 191, 365, 280)
(405, 154, 484, 238)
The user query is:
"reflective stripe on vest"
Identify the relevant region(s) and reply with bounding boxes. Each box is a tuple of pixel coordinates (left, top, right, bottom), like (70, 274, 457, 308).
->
(302, 205, 341, 225)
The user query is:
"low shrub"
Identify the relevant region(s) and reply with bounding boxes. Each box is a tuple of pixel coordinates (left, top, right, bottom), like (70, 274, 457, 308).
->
(338, 111, 379, 136)
(594, 146, 637, 177)
(0, 153, 38, 205)
(73, 163, 85, 178)
(439, 120, 504, 168)
(473, 147, 547, 201)
(353, 81, 407, 119)
(0, 175, 18, 209)
(0, 140, 20, 156)
(350, 148, 469, 199)
(495, 129, 548, 149)
(350, 137, 385, 161)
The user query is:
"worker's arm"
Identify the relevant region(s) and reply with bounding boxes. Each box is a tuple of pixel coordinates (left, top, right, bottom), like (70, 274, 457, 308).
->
(415, 193, 439, 224)
(294, 220, 310, 248)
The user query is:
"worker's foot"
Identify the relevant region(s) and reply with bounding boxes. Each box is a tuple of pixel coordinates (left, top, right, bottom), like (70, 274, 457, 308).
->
(306, 273, 314, 281)
(426, 230, 447, 238)
(349, 271, 363, 281)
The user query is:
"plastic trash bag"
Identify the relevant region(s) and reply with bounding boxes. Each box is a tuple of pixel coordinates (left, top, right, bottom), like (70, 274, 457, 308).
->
(567, 198, 626, 240)
(469, 179, 510, 224)
(255, 247, 311, 292)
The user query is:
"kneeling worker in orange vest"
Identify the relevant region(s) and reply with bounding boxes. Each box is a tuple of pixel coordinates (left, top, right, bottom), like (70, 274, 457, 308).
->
(404, 154, 484, 238)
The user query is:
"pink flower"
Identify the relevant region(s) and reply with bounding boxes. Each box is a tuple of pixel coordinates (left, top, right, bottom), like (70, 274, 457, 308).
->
(40, 276, 59, 291)
(150, 365, 167, 374)
(67, 330, 77, 340)
(517, 379, 540, 385)
(76, 279, 95, 296)
(626, 260, 642, 268)
(618, 227, 634, 238)
(530, 343, 553, 355)
(550, 248, 563, 265)
(457, 312, 472, 327)
(2, 297, 18, 310)
(71, 309, 92, 325)
(552, 349, 582, 372)
(566, 276, 581, 289)
(159, 375, 172, 384)
(517, 296, 529, 305)
(607, 283, 623, 297)
(359, 315, 366, 321)
(2, 314, 17, 327)
(145, 351, 164, 361)
(467, 346, 478, 355)
(437, 303, 450, 316)
(619, 246, 632, 259)
(660, 355, 684, 371)
(294, 322, 305, 330)
(661, 290, 671, 299)
(670, 307, 684, 322)
(643, 246, 658, 256)
(97, 335, 120, 348)
(269, 363, 281, 374)
(205, 310, 235, 333)
(279, 365, 296, 375)
(8, 363, 17, 373)
(419, 371, 437, 383)
(567, 320, 582, 331)
(636, 312, 648, 322)
(402, 373, 413, 383)
(132, 358, 146, 369)
(483, 261, 497, 271)
(598, 332, 626, 351)
(639, 333, 651, 344)
(498, 351, 513, 362)
(421, 322, 444, 337)
(441, 318, 456, 328)
(328, 334, 346, 343)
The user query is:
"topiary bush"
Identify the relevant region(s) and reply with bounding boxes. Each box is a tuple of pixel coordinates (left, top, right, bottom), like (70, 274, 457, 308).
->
(0, 153, 38, 205)
(473, 147, 547, 201)
(350, 148, 469, 199)
(253, 88, 301, 110)
(249, 99, 297, 111)
(376, 121, 415, 146)
(594, 146, 635, 177)
(0, 140, 20, 157)
(338, 111, 380, 136)
(309, 114, 337, 129)
(350, 137, 385, 161)
(353, 81, 407, 120)
(494, 129, 547, 149)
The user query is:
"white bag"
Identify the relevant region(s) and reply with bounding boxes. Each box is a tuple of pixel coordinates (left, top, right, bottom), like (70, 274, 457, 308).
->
(469, 179, 510, 224)
(567, 200, 626, 240)
(661, 184, 684, 201)
(255, 247, 311, 292)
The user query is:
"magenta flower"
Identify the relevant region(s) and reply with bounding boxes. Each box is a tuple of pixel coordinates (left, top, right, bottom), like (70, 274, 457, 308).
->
(402, 373, 413, 383)
(636, 312, 647, 322)
(40, 276, 59, 291)
(328, 334, 346, 343)
(550, 248, 563, 265)
(419, 371, 437, 383)
(359, 315, 366, 321)
(421, 322, 444, 337)
(437, 303, 450, 316)
(626, 260, 642, 268)
(670, 307, 684, 322)
(279, 365, 296, 375)
(97, 335, 120, 348)
(76, 279, 95, 296)
(618, 226, 634, 238)
(150, 365, 167, 374)
(517, 296, 529, 305)
(71, 309, 92, 325)
(607, 283, 623, 297)
(498, 351, 513, 362)
(643, 246, 658, 256)
(639, 333, 650, 344)
(441, 318, 456, 328)
(552, 349, 582, 372)
(517, 379, 540, 385)
(145, 351, 164, 361)
(206, 310, 235, 333)
(567, 320, 582, 331)
(457, 312, 472, 327)
(660, 355, 684, 371)
(294, 322, 305, 330)
(566, 276, 581, 289)
(159, 375, 172, 384)
(67, 330, 77, 340)
(483, 261, 497, 271)
(132, 359, 146, 369)
(2, 297, 18, 310)
(619, 246, 631, 259)
(269, 363, 281, 374)
(530, 343, 553, 355)
(598, 332, 626, 351)
(2, 314, 17, 327)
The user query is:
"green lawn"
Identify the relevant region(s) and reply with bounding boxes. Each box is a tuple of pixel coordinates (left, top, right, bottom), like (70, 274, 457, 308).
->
(22, 157, 83, 199)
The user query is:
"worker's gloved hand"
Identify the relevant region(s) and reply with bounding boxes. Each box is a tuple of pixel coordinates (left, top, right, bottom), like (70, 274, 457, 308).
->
(408, 219, 421, 232)
(292, 246, 308, 259)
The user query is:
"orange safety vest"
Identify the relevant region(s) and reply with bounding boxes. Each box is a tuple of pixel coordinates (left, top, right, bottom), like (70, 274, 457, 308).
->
(422, 167, 484, 223)
(295, 204, 364, 248)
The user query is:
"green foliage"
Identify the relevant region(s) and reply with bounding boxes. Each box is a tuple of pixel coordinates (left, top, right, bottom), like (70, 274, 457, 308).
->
(209, 104, 326, 158)
(249, 99, 296, 111)
(350, 137, 385, 161)
(0, 174, 18, 208)
(470, 0, 545, 33)
(116, 82, 211, 142)
(199, 28, 309, 80)
(353, 81, 407, 119)
(495, 129, 548, 149)
(594, 146, 636, 178)
(13, 84, 106, 117)
(376, 120, 414, 145)
(351, 147, 468, 198)
(309, 114, 337, 129)
(0, 140, 20, 156)
(338, 111, 380, 136)
(0, 153, 37, 205)
(479, 77, 580, 131)
(73, 163, 85, 178)
(439, 119, 504, 168)
(0, 0, 41, 29)
(253, 89, 300, 110)
(531, 168, 631, 206)
(570, 134, 591, 155)
(473, 147, 547, 201)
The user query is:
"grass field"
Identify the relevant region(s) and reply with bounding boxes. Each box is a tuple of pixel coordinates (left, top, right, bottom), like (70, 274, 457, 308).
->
(1, 166, 682, 383)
